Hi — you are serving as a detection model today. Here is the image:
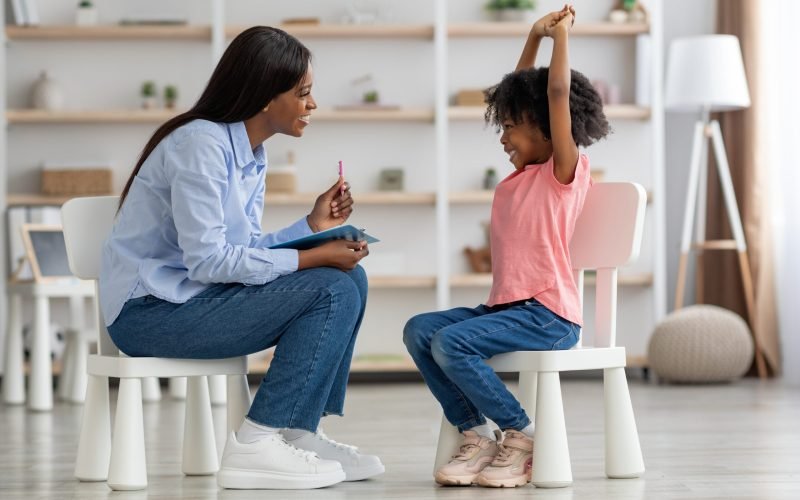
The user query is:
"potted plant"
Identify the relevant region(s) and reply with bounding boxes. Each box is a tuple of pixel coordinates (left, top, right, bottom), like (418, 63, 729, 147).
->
(75, 0, 99, 26)
(164, 85, 179, 109)
(141, 81, 157, 109)
(485, 0, 537, 23)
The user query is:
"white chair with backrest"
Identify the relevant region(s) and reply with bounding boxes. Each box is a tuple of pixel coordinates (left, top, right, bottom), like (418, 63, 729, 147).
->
(433, 182, 647, 488)
(61, 196, 251, 491)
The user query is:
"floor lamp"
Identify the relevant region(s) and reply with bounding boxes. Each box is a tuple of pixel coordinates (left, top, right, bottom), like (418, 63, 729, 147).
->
(665, 35, 767, 378)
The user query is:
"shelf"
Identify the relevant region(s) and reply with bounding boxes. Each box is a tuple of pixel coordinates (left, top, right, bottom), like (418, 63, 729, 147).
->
(6, 22, 647, 41)
(227, 24, 434, 39)
(6, 109, 180, 124)
(450, 273, 654, 287)
(449, 191, 494, 204)
(7, 106, 649, 124)
(5, 25, 212, 40)
(6, 108, 434, 124)
(448, 22, 649, 37)
(7, 193, 78, 206)
(449, 105, 651, 121)
(315, 108, 434, 122)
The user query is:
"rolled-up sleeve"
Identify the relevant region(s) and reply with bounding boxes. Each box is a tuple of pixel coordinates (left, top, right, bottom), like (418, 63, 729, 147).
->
(166, 132, 299, 284)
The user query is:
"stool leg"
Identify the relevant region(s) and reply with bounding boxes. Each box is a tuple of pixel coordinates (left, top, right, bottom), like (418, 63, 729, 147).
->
(108, 378, 147, 490)
(68, 333, 89, 403)
(57, 329, 77, 402)
(74, 374, 111, 481)
(532, 371, 572, 488)
(208, 374, 227, 406)
(433, 415, 462, 475)
(183, 376, 219, 475)
(2, 294, 25, 405)
(63, 296, 88, 403)
(226, 374, 251, 436)
(604, 367, 645, 478)
(29, 295, 53, 411)
(141, 377, 162, 403)
(170, 377, 187, 400)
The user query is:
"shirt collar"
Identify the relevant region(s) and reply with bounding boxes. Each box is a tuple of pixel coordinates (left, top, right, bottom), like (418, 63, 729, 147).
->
(228, 121, 266, 174)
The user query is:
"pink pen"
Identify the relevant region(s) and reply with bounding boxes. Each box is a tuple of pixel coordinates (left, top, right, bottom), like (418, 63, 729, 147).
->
(338, 160, 345, 196)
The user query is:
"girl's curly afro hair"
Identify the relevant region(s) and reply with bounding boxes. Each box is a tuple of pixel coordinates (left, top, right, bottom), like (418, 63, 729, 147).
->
(484, 67, 609, 147)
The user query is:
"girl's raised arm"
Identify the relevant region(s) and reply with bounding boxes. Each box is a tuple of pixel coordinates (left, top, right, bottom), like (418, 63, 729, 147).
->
(516, 8, 572, 71)
(548, 12, 579, 184)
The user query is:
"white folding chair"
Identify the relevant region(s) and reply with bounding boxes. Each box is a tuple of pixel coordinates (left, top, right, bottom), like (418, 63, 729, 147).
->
(433, 182, 647, 488)
(62, 196, 251, 491)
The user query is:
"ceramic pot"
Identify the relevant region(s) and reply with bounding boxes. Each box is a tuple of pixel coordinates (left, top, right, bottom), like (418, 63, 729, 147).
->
(30, 71, 64, 110)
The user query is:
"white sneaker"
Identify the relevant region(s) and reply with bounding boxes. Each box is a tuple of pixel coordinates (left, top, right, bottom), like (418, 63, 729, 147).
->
(284, 428, 385, 481)
(217, 431, 345, 489)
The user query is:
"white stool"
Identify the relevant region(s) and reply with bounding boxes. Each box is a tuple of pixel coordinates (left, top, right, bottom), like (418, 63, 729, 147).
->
(2, 279, 94, 410)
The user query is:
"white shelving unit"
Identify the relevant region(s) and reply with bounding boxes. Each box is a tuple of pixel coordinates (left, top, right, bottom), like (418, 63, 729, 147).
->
(2, 0, 665, 373)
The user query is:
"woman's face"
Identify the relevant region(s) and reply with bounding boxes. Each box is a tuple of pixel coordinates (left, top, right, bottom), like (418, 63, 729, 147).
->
(264, 63, 317, 137)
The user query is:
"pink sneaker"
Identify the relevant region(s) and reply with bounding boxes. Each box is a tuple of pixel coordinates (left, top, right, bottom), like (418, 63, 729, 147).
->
(434, 430, 501, 486)
(476, 430, 533, 488)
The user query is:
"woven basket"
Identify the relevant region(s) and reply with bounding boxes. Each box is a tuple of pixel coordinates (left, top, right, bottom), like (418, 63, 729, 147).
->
(41, 168, 113, 196)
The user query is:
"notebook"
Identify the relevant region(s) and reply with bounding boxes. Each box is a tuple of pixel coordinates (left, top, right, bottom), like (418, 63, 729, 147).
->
(269, 224, 379, 251)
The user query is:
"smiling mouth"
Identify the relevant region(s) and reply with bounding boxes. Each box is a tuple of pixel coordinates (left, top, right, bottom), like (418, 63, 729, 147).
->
(299, 114, 311, 124)
(507, 151, 517, 162)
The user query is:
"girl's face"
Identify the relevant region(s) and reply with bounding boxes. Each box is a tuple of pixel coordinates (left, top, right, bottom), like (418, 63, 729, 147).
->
(500, 118, 553, 170)
(264, 64, 317, 137)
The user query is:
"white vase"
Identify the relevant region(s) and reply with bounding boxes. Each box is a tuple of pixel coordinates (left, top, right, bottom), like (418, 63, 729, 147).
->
(30, 71, 64, 110)
(75, 7, 99, 26)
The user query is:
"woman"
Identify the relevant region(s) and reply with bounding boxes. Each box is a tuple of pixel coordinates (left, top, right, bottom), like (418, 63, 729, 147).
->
(100, 26, 383, 490)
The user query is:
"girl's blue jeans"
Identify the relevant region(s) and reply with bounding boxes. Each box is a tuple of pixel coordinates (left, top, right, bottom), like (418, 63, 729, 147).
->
(108, 266, 367, 433)
(403, 299, 579, 432)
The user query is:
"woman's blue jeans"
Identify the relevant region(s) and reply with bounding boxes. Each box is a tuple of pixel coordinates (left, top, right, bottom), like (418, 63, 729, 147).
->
(403, 299, 579, 432)
(108, 266, 368, 432)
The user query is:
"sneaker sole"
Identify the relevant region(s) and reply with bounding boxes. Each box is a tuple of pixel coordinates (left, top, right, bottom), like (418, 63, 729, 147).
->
(217, 468, 345, 490)
(344, 463, 386, 481)
(434, 471, 478, 486)
(475, 473, 531, 488)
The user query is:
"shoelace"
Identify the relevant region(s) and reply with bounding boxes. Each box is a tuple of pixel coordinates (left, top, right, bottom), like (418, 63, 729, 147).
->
(316, 429, 359, 455)
(452, 443, 479, 461)
(492, 443, 517, 466)
(273, 435, 318, 464)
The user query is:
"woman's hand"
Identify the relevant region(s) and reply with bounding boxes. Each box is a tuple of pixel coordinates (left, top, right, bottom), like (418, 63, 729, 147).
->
(298, 240, 369, 271)
(307, 177, 354, 232)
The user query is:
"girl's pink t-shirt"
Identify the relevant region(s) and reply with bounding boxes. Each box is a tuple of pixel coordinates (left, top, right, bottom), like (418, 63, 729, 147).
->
(487, 154, 591, 325)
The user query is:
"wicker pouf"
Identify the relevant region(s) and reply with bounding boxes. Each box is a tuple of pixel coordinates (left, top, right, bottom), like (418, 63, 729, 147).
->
(648, 305, 754, 383)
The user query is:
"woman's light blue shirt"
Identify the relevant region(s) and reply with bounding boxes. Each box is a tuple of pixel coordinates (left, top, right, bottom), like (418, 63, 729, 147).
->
(99, 120, 312, 326)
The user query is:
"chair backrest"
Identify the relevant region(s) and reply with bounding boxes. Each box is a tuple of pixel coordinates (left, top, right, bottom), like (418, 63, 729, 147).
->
(569, 183, 647, 348)
(62, 196, 120, 355)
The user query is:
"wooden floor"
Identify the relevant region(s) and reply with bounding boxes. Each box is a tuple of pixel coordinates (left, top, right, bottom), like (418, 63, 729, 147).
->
(1, 377, 798, 499)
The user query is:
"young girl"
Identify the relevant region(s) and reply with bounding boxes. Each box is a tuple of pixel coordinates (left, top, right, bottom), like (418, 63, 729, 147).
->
(102, 27, 383, 489)
(404, 5, 608, 488)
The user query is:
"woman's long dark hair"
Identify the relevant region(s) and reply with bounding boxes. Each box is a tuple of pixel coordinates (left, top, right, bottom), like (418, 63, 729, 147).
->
(119, 26, 311, 208)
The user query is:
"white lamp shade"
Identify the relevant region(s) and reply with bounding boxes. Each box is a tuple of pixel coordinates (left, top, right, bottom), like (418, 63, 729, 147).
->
(665, 35, 751, 112)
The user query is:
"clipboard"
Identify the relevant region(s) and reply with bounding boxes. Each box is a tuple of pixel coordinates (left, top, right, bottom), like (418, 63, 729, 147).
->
(269, 224, 379, 251)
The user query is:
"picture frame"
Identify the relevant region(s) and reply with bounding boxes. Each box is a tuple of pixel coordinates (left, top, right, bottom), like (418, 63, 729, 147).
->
(19, 224, 74, 283)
